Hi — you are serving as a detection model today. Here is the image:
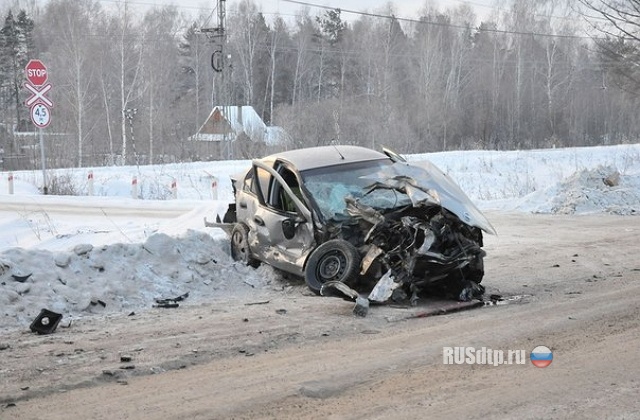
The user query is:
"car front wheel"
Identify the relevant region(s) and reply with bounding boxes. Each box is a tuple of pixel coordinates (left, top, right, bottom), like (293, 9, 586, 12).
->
(230, 223, 259, 267)
(304, 239, 360, 294)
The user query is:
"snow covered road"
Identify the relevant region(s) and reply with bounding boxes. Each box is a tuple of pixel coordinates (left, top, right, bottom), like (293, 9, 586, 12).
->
(0, 194, 202, 216)
(0, 194, 229, 251)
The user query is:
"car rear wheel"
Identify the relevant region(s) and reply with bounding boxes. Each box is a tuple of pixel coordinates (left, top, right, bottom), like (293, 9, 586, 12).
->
(305, 239, 360, 294)
(231, 223, 259, 268)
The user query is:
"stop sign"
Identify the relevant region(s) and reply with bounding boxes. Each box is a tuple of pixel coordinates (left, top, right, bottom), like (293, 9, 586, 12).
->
(25, 59, 48, 86)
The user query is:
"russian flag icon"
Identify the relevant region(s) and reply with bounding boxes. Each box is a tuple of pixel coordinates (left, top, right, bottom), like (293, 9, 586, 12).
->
(530, 346, 553, 368)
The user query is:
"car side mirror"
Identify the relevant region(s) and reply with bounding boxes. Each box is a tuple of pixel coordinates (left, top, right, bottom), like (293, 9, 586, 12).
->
(282, 217, 303, 240)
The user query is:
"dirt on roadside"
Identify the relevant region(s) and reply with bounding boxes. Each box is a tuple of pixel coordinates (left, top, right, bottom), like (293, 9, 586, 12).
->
(1, 212, 639, 419)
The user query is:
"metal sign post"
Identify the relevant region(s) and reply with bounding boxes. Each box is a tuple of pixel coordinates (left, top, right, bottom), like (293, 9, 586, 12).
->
(39, 128, 47, 194)
(24, 59, 53, 194)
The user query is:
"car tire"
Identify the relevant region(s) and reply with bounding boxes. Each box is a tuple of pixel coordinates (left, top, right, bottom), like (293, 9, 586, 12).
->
(304, 239, 360, 294)
(230, 223, 259, 268)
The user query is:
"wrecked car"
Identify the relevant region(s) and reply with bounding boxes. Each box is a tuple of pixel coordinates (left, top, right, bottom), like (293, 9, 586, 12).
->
(207, 145, 496, 309)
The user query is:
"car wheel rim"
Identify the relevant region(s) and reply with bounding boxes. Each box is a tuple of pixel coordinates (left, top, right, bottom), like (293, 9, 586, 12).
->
(232, 231, 247, 260)
(318, 251, 346, 281)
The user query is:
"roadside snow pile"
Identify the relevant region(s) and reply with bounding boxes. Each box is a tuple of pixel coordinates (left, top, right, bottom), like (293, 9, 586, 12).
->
(0, 230, 281, 330)
(515, 165, 640, 215)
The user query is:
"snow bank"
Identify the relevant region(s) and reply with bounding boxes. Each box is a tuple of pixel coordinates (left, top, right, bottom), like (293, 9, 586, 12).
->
(513, 166, 640, 215)
(410, 143, 640, 208)
(0, 230, 282, 330)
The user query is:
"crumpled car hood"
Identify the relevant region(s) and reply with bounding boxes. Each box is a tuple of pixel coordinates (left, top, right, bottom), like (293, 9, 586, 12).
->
(362, 161, 497, 235)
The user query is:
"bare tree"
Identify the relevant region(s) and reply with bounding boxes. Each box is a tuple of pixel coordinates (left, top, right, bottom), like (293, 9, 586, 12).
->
(40, 0, 102, 167)
(579, 0, 640, 41)
(291, 13, 318, 107)
(267, 17, 287, 123)
(579, 0, 640, 89)
(228, 0, 268, 106)
(1, 0, 637, 172)
(180, 20, 211, 133)
(116, 0, 143, 165)
(139, 6, 184, 164)
(413, 9, 451, 150)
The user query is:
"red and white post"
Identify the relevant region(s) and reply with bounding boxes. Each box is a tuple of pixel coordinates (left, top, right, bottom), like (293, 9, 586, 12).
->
(8, 172, 14, 195)
(131, 176, 138, 199)
(87, 171, 94, 196)
(211, 177, 218, 200)
(171, 178, 177, 199)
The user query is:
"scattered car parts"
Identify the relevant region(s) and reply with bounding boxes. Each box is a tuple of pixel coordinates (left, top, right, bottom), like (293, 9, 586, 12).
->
(154, 292, 189, 308)
(30, 309, 63, 334)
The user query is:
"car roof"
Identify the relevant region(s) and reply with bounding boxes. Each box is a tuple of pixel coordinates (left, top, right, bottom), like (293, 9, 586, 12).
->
(261, 145, 388, 172)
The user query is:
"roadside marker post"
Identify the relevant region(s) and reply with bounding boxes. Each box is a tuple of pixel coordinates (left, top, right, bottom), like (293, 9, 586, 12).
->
(88, 171, 94, 196)
(8, 172, 14, 194)
(131, 176, 138, 199)
(171, 179, 178, 199)
(211, 177, 218, 200)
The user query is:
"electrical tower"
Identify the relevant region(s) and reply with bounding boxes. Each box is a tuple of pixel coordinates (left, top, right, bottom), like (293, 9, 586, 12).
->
(202, 0, 233, 160)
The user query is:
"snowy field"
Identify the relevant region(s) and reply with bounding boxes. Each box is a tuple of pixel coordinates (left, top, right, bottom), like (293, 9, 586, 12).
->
(1, 143, 639, 330)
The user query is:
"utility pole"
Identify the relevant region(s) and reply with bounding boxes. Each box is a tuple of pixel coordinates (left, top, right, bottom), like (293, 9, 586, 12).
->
(202, 0, 233, 160)
(124, 107, 139, 168)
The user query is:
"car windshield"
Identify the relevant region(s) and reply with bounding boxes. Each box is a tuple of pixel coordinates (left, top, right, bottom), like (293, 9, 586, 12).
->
(301, 159, 411, 220)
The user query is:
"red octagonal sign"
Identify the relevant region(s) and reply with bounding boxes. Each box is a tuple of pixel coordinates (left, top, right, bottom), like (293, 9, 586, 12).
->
(25, 59, 48, 86)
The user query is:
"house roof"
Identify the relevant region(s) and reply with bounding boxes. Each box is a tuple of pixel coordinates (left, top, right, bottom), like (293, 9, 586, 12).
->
(190, 106, 289, 146)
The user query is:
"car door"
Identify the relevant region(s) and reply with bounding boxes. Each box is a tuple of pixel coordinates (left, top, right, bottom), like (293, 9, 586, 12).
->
(244, 161, 315, 276)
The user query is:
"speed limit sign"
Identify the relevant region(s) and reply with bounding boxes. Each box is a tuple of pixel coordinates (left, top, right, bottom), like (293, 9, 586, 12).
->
(30, 103, 51, 128)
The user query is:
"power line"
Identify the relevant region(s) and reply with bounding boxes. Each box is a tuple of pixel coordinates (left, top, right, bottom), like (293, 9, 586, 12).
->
(439, 0, 608, 22)
(70, 0, 613, 43)
(40, 0, 635, 47)
(281, 0, 619, 42)
(94, 0, 300, 18)
(96, 0, 209, 11)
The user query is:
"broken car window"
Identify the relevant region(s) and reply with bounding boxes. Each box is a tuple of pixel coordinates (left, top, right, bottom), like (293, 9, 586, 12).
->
(302, 160, 411, 220)
(269, 166, 303, 213)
